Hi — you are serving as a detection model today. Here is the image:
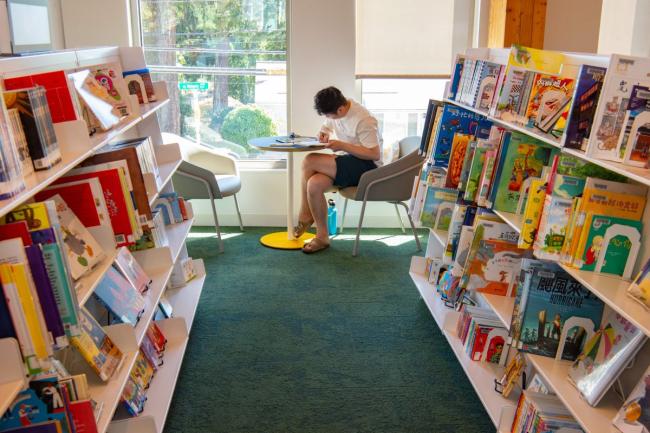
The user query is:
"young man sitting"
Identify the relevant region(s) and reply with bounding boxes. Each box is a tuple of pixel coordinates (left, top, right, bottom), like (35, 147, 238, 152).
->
(295, 86, 383, 254)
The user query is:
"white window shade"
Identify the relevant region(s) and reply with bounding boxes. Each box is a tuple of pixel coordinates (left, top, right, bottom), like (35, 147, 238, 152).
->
(355, 0, 472, 78)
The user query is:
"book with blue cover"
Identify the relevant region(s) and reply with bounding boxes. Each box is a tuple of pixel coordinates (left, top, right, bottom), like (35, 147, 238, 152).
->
(519, 265, 605, 361)
(564, 65, 607, 151)
(93, 266, 145, 326)
(430, 104, 485, 167)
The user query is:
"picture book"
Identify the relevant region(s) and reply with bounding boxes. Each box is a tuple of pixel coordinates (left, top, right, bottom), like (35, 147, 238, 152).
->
(613, 365, 650, 433)
(518, 178, 547, 249)
(525, 73, 574, 135)
(123, 68, 157, 103)
(494, 68, 536, 124)
(419, 185, 458, 228)
(91, 63, 131, 119)
(3, 87, 62, 170)
(618, 85, 650, 162)
(533, 196, 573, 261)
(36, 178, 110, 228)
(445, 133, 471, 189)
(419, 99, 444, 156)
(0, 107, 25, 201)
(464, 239, 527, 296)
(507, 45, 565, 74)
(476, 150, 497, 207)
(430, 104, 484, 167)
(569, 310, 646, 406)
(463, 140, 493, 202)
(448, 55, 465, 101)
(475, 61, 503, 112)
(574, 214, 642, 278)
(48, 194, 104, 280)
(628, 257, 650, 309)
(94, 266, 146, 325)
(451, 226, 475, 278)
(114, 246, 151, 294)
(564, 65, 607, 151)
(491, 132, 556, 213)
(624, 128, 650, 168)
(588, 54, 650, 162)
(68, 69, 121, 131)
(3, 70, 79, 123)
(0, 389, 73, 433)
(519, 266, 604, 361)
(53, 168, 136, 247)
(7, 107, 34, 177)
(71, 307, 124, 382)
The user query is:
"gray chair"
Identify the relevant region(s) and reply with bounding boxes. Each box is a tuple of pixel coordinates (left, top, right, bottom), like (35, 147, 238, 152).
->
(164, 133, 243, 253)
(339, 136, 424, 256)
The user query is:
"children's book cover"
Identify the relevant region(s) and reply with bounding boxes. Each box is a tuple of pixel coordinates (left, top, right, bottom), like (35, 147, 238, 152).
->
(550, 174, 586, 199)
(533, 196, 573, 261)
(431, 105, 484, 167)
(575, 214, 642, 277)
(475, 62, 503, 112)
(476, 150, 497, 207)
(628, 257, 650, 309)
(464, 239, 527, 296)
(569, 310, 645, 406)
(618, 85, 650, 160)
(36, 178, 109, 228)
(445, 133, 470, 189)
(520, 266, 604, 361)
(565, 65, 607, 151)
(525, 73, 574, 134)
(492, 132, 556, 213)
(49, 194, 104, 281)
(0, 389, 72, 433)
(419, 185, 458, 228)
(518, 178, 547, 249)
(114, 247, 151, 294)
(613, 365, 650, 433)
(94, 266, 146, 326)
(463, 142, 493, 202)
(448, 55, 465, 101)
(70, 307, 124, 382)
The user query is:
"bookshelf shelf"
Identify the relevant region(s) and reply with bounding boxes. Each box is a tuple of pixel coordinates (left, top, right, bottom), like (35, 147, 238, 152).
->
(0, 338, 26, 417)
(137, 318, 190, 433)
(76, 249, 119, 306)
(133, 256, 175, 346)
(148, 158, 183, 206)
(525, 354, 620, 433)
(429, 228, 449, 246)
(409, 256, 518, 429)
(165, 259, 206, 333)
(166, 217, 195, 264)
(476, 292, 515, 329)
(492, 210, 523, 234)
(107, 416, 157, 433)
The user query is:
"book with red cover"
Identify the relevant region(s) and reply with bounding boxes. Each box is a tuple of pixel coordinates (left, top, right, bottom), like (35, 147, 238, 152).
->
(54, 399, 98, 433)
(53, 169, 135, 247)
(35, 181, 102, 228)
(3, 71, 78, 124)
(470, 325, 495, 361)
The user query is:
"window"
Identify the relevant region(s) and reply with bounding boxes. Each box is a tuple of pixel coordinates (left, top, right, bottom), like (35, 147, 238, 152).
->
(138, 0, 287, 161)
(361, 79, 447, 157)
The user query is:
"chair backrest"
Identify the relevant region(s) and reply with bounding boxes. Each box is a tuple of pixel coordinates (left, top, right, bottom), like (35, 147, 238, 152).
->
(398, 136, 421, 158)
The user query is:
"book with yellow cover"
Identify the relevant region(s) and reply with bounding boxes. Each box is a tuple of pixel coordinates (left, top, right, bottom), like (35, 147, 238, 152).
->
(518, 178, 547, 249)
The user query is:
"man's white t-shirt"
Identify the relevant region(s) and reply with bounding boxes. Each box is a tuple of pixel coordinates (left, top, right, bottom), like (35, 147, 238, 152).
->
(321, 100, 383, 166)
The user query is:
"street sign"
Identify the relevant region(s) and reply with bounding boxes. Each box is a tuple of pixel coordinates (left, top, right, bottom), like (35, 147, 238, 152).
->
(178, 81, 209, 91)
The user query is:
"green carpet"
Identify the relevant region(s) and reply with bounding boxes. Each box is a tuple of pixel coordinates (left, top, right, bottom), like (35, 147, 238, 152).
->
(163, 227, 493, 433)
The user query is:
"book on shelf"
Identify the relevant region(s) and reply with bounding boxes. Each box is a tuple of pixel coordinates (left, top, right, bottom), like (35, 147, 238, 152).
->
(445, 133, 471, 189)
(518, 178, 547, 249)
(588, 54, 650, 162)
(524, 73, 574, 135)
(2, 70, 80, 124)
(613, 364, 650, 433)
(35, 178, 110, 229)
(93, 266, 146, 326)
(516, 264, 605, 361)
(68, 69, 122, 131)
(70, 307, 124, 382)
(429, 104, 484, 167)
(114, 246, 151, 294)
(418, 185, 458, 230)
(568, 310, 646, 407)
(2, 86, 62, 171)
(628, 256, 650, 309)
(123, 68, 157, 104)
(107, 136, 161, 188)
(475, 61, 503, 112)
(6, 107, 34, 177)
(619, 85, 650, 165)
(170, 256, 197, 288)
(447, 54, 465, 101)
(463, 239, 528, 296)
(90, 63, 132, 119)
(456, 305, 507, 363)
(564, 65, 607, 152)
(510, 390, 584, 433)
(418, 99, 444, 156)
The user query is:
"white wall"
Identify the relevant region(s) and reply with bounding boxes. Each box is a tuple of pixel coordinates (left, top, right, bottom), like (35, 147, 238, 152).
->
(543, 0, 602, 53)
(598, 0, 650, 56)
(60, 0, 132, 48)
(0, 0, 65, 52)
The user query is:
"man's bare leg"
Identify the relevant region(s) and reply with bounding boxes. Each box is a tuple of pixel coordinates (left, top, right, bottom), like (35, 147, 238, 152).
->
(298, 153, 337, 225)
(307, 173, 335, 243)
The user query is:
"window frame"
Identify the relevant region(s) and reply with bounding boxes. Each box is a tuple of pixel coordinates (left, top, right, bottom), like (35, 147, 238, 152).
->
(130, 0, 290, 170)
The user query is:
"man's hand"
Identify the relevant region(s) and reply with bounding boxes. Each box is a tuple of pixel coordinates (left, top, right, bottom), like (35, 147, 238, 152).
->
(325, 140, 347, 152)
(318, 131, 330, 143)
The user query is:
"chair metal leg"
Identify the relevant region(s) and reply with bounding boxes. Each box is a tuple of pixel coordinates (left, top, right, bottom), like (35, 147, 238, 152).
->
(394, 203, 405, 233)
(339, 198, 349, 234)
(233, 194, 244, 231)
(353, 199, 367, 257)
(398, 201, 421, 252)
(210, 198, 224, 254)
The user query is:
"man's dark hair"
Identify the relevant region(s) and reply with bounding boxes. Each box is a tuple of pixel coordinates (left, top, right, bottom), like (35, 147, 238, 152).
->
(314, 86, 347, 115)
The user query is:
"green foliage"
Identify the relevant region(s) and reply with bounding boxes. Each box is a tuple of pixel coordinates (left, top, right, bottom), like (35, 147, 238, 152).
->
(220, 106, 277, 148)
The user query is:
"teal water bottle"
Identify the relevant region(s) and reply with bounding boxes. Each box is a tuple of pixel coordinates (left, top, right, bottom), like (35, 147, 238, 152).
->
(327, 199, 337, 236)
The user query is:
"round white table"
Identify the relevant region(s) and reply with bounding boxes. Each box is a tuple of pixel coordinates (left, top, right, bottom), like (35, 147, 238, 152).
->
(248, 135, 326, 249)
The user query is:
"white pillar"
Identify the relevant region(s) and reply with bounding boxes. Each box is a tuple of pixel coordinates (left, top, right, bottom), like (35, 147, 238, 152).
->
(598, 0, 650, 57)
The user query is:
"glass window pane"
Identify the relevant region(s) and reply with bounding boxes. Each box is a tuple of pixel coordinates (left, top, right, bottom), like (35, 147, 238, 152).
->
(139, 0, 287, 160)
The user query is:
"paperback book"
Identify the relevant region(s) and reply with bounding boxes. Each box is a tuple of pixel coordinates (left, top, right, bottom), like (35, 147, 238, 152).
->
(93, 266, 146, 326)
(564, 65, 607, 151)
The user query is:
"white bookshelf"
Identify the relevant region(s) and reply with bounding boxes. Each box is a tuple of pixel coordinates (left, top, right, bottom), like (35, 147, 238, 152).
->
(409, 256, 519, 430)
(0, 46, 206, 433)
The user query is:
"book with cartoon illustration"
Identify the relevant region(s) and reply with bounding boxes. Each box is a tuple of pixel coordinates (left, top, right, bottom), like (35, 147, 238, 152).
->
(519, 265, 604, 361)
(628, 257, 650, 309)
(418, 185, 458, 229)
(614, 365, 650, 433)
(464, 239, 528, 296)
(430, 104, 484, 167)
(565, 65, 607, 151)
(93, 266, 146, 326)
(524, 73, 574, 135)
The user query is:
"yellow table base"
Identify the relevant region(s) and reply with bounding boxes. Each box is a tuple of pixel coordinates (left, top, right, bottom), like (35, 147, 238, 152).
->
(260, 231, 315, 250)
